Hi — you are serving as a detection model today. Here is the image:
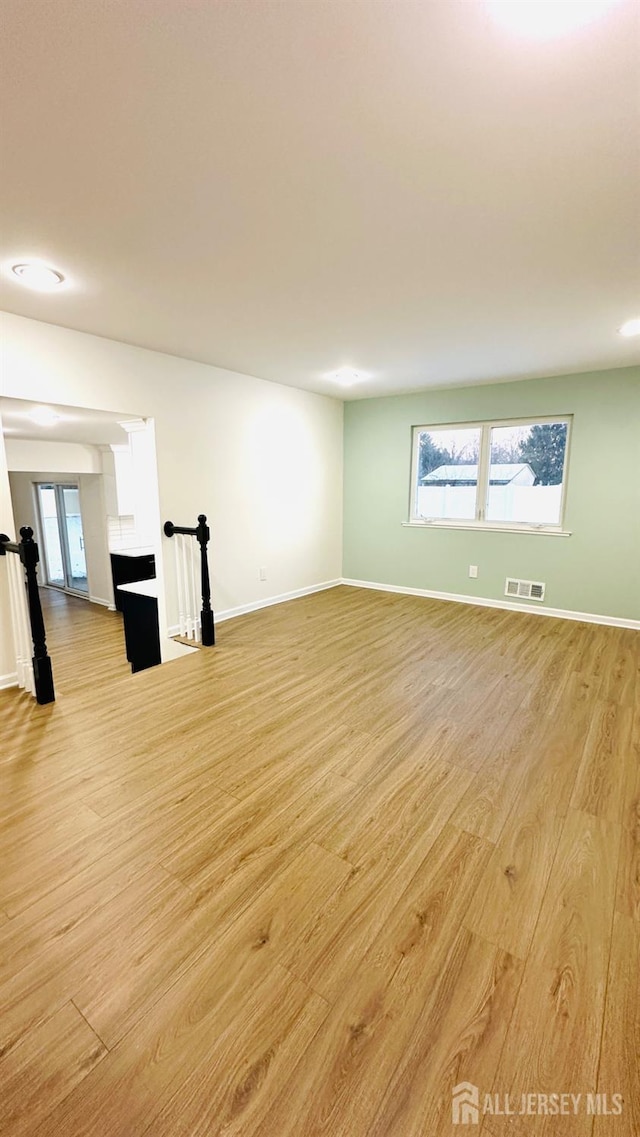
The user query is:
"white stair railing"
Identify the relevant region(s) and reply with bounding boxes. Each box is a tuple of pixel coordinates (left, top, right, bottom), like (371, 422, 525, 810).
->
(164, 514, 214, 648)
(1, 527, 55, 703)
(3, 539, 35, 696)
(174, 533, 202, 643)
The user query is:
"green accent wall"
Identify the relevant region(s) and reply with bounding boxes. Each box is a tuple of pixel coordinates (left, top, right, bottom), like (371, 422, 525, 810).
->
(343, 366, 640, 621)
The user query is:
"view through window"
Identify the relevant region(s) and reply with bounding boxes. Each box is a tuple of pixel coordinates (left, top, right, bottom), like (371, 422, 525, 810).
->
(412, 418, 570, 528)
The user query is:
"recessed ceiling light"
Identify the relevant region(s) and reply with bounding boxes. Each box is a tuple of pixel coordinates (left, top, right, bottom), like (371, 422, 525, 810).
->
(486, 0, 621, 38)
(327, 367, 369, 387)
(619, 317, 640, 338)
(10, 261, 66, 292)
(28, 406, 62, 427)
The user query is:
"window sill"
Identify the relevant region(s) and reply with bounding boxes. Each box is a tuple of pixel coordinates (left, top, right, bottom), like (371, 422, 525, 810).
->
(403, 520, 572, 537)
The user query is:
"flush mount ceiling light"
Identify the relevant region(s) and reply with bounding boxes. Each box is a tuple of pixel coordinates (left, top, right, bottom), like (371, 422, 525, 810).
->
(326, 367, 369, 387)
(28, 405, 62, 427)
(619, 317, 640, 338)
(486, 0, 621, 38)
(10, 261, 66, 292)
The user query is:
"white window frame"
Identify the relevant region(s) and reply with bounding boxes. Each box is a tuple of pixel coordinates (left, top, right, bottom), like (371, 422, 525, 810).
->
(408, 415, 572, 535)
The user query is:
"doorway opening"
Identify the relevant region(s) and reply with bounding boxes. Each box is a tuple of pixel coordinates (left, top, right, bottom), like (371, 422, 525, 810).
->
(2, 396, 194, 692)
(36, 482, 89, 596)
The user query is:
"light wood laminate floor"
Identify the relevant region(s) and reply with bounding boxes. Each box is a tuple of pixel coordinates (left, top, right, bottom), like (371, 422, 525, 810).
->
(1, 585, 638, 1136)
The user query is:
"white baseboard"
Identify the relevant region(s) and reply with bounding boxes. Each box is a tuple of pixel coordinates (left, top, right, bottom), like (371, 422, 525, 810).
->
(0, 671, 18, 690)
(168, 578, 342, 637)
(341, 578, 640, 631)
(90, 595, 114, 609)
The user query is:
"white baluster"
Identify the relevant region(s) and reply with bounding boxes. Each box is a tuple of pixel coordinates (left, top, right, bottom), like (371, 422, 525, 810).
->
(175, 535, 186, 636)
(190, 536, 201, 642)
(6, 552, 35, 696)
(181, 534, 193, 638)
(6, 555, 22, 687)
(9, 556, 25, 690)
(18, 559, 35, 695)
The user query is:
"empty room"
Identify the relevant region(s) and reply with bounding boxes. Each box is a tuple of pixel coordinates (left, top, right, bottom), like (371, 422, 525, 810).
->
(1, 1, 639, 1135)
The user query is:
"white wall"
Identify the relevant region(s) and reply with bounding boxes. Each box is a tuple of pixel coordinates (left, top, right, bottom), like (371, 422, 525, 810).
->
(79, 474, 114, 606)
(0, 312, 344, 652)
(100, 447, 119, 516)
(110, 445, 134, 515)
(0, 415, 17, 685)
(5, 438, 102, 473)
(128, 423, 160, 550)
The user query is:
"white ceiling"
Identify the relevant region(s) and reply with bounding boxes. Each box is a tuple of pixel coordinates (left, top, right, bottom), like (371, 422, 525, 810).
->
(0, 398, 134, 446)
(0, 0, 639, 399)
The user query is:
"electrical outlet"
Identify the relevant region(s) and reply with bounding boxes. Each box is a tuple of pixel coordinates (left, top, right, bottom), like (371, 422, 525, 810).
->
(469, 565, 478, 578)
(259, 566, 267, 581)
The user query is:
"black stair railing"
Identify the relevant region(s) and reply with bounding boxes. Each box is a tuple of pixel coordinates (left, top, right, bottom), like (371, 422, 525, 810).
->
(163, 514, 215, 646)
(0, 526, 55, 704)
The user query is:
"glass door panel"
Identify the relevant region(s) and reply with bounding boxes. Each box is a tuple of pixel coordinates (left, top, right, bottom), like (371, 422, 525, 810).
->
(61, 486, 88, 592)
(36, 482, 89, 594)
(37, 484, 65, 587)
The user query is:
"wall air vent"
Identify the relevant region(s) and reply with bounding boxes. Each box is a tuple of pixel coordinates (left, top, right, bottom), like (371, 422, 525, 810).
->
(505, 577, 546, 602)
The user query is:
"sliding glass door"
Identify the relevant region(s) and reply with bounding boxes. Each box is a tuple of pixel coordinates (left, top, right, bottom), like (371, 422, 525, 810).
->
(36, 483, 89, 594)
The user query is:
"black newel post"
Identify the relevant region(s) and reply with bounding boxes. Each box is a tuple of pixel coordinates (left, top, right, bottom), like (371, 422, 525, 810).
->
(20, 527, 55, 704)
(0, 527, 55, 704)
(196, 514, 215, 646)
(163, 513, 215, 646)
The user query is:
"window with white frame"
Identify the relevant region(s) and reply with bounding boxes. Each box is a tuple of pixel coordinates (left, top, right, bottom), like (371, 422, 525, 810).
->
(409, 417, 571, 530)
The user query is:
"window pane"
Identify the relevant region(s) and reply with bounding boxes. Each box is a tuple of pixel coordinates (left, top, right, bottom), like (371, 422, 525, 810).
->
(415, 426, 482, 520)
(486, 421, 568, 525)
